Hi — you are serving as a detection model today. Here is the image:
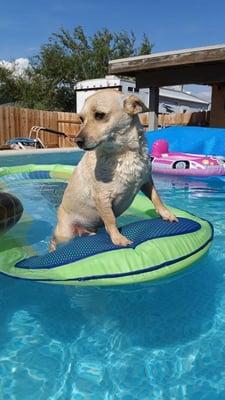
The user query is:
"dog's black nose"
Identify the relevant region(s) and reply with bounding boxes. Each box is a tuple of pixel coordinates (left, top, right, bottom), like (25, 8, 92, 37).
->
(74, 137, 84, 149)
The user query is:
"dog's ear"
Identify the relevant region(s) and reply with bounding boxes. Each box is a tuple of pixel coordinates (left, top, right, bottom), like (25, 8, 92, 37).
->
(123, 95, 149, 115)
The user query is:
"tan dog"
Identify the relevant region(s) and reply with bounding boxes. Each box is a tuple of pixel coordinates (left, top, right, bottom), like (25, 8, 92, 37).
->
(51, 89, 177, 250)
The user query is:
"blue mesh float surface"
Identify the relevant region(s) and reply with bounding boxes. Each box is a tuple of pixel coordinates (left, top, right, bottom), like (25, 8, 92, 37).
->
(26, 171, 51, 180)
(16, 217, 201, 270)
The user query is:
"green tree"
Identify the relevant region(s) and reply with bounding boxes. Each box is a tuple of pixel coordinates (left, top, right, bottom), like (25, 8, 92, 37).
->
(138, 34, 154, 55)
(0, 26, 153, 111)
(0, 65, 20, 104)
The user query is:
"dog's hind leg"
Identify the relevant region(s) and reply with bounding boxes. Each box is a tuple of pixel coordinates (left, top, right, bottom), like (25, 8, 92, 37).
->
(49, 205, 97, 251)
(49, 206, 75, 251)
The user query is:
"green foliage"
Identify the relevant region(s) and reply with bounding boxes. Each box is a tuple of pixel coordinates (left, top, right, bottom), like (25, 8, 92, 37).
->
(0, 26, 153, 111)
(0, 66, 21, 104)
(138, 34, 154, 56)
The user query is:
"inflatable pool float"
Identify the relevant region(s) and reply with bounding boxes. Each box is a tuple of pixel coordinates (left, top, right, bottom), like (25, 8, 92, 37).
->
(0, 192, 23, 234)
(150, 139, 225, 176)
(0, 164, 213, 286)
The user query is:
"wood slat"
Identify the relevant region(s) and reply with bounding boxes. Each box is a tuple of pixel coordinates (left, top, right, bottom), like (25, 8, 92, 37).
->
(0, 106, 82, 147)
(109, 45, 225, 75)
(139, 111, 210, 128)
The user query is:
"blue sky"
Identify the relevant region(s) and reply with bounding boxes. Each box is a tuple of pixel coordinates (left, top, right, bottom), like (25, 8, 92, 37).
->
(1, 0, 225, 100)
(1, 0, 225, 60)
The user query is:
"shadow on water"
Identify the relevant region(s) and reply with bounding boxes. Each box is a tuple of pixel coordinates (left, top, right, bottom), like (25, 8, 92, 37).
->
(113, 256, 218, 348)
(0, 250, 220, 350)
(83, 256, 219, 350)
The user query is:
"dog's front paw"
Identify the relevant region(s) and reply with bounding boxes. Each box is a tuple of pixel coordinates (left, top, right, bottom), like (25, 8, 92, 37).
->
(157, 206, 178, 222)
(111, 232, 133, 247)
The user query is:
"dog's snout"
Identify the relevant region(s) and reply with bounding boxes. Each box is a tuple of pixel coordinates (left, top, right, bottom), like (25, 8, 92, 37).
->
(74, 136, 84, 149)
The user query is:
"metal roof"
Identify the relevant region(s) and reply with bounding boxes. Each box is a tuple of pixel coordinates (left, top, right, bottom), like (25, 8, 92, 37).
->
(159, 87, 209, 104)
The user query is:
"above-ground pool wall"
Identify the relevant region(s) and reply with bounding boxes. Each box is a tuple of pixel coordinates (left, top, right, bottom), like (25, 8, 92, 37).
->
(0, 148, 84, 167)
(145, 126, 225, 155)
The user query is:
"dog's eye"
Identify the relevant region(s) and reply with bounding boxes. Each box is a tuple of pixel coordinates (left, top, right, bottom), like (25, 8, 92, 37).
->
(95, 112, 105, 120)
(79, 115, 84, 124)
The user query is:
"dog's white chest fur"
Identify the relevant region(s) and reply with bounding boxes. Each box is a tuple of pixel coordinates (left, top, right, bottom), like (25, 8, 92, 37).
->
(93, 148, 150, 215)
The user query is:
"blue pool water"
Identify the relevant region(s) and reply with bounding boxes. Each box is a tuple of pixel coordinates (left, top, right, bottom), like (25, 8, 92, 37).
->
(0, 162, 225, 399)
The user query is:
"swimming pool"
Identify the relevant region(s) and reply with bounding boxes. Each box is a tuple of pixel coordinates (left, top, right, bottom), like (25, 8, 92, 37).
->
(0, 152, 225, 399)
(0, 148, 83, 167)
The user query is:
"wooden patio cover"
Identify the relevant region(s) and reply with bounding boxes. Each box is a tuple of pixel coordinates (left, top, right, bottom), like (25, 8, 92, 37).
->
(108, 44, 225, 87)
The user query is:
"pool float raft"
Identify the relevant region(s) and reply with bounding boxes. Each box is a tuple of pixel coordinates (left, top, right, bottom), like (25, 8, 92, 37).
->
(150, 139, 225, 176)
(0, 164, 213, 286)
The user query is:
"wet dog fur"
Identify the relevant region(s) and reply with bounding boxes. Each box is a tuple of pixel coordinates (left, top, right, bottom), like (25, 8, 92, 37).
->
(50, 89, 177, 250)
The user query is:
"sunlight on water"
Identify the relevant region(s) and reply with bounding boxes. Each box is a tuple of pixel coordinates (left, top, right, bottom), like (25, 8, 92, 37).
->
(0, 173, 225, 399)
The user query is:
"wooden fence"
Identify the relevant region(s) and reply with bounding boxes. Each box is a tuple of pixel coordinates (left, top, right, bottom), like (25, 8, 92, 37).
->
(0, 106, 81, 148)
(0, 106, 210, 148)
(140, 110, 210, 129)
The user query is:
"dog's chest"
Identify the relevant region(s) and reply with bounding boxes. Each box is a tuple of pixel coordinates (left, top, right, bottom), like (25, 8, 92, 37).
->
(114, 153, 149, 187)
(109, 152, 150, 212)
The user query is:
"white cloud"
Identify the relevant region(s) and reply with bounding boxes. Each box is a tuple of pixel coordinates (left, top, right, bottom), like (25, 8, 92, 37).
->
(0, 58, 30, 77)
